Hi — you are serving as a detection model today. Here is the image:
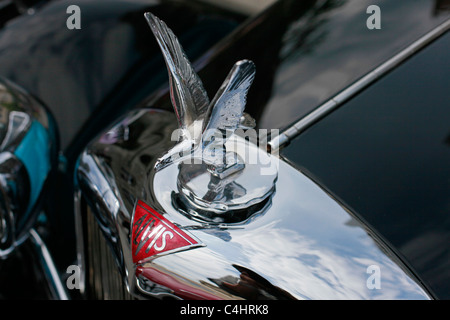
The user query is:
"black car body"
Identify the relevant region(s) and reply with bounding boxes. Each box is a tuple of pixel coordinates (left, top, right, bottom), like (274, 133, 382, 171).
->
(0, 0, 448, 300)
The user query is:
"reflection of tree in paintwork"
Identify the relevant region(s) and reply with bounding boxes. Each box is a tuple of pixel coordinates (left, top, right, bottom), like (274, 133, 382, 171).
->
(444, 132, 450, 147)
(433, 0, 450, 15)
(280, 0, 346, 61)
(209, 264, 297, 300)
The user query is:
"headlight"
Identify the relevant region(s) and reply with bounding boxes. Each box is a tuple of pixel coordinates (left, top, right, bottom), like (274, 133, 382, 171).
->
(0, 78, 57, 258)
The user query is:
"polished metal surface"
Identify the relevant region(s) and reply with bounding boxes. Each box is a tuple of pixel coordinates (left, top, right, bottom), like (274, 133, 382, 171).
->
(0, 152, 28, 256)
(76, 106, 431, 299)
(145, 13, 277, 220)
(76, 108, 178, 299)
(268, 18, 450, 152)
(84, 205, 133, 300)
(0, 77, 57, 258)
(29, 229, 69, 300)
(145, 12, 211, 139)
(73, 190, 86, 295)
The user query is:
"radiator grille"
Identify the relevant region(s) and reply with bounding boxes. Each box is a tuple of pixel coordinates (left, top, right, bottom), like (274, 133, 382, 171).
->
(85, 206, 132, 300)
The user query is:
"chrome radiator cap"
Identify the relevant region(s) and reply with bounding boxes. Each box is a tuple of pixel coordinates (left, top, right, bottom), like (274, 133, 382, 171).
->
(145, 13, 278, 223)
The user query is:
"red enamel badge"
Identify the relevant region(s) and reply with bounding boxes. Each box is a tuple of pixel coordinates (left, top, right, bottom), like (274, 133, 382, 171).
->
(131, 200, 202, 264)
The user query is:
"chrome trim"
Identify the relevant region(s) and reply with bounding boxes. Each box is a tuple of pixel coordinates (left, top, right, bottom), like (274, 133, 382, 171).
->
(0, 152, 28, 257)
(73, 189, 86, 295)
(0, 77, 57, 258)
(29, 229, 69, 300)
(269, 19, 450, 152)
(84, 206, 133, 300)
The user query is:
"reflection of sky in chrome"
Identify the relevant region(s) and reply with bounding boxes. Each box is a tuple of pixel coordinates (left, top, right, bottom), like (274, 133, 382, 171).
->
(155, 160, 429, 299)
(232, 225, 423, 299)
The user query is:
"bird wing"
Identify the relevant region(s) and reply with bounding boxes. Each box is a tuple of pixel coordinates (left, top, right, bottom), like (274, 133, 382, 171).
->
(203, 60, 256, 134)
(145, 12, 210, 131)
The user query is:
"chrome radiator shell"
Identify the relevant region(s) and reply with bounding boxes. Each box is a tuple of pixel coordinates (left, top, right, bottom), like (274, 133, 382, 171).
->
(75, 108, 431, 300)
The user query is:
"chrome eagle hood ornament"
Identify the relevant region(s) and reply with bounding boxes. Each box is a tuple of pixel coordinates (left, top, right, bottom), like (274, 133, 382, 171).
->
(145, 13, 278, 222)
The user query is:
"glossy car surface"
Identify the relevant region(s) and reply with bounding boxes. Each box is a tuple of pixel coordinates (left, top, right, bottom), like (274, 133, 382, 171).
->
(0, 0, 448, 300)
(282, 30, 450, 299)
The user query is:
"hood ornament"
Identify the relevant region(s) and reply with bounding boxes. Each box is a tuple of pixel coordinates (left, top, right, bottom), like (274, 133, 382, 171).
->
(145, 13, 278, 222)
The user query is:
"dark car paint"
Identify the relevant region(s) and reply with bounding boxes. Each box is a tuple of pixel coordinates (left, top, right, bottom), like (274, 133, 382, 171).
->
(0, 0, 245, 152)
(0, 0, 246, 298)
(147, 0, 449, 134)
(282, 31, 450, 299)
